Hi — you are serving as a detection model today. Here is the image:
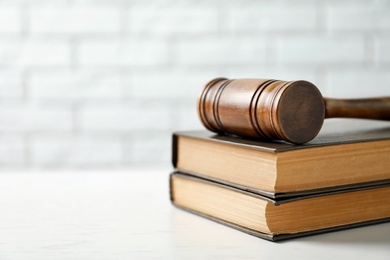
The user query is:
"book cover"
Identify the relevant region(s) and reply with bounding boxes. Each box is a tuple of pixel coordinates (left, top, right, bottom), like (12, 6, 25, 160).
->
(170, 172, 390, 241)
(172, 119, 390, 198)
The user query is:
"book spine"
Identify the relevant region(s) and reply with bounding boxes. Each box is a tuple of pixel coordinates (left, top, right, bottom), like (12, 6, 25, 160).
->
(171, 133, 179, 168)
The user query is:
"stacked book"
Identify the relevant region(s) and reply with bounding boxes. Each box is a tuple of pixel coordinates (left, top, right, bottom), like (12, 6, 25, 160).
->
(169, 79, 390, 241)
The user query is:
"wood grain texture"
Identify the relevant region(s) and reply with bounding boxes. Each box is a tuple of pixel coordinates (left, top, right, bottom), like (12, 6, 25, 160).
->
(198, 78, 390, 144)
(198, 78, 325, 144)
(325, 97, 390, 120)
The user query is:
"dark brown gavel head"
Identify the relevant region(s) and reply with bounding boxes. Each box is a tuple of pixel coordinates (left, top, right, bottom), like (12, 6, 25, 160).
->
(197, 78, 325, 144)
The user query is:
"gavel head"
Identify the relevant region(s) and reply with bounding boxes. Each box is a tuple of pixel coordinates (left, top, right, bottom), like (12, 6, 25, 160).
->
(197, 78, 325, 144)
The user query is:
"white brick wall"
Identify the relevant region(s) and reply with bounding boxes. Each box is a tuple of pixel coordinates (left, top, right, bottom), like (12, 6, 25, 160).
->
(226, 3, 317, 32)
(278, 35, 366, 64)
(0, 40, 70, 67)
(127, 3, 219, 35)
(0, 136, 25, 166)
(0, 103, 72, 132)
(0, 70, 24, 98)
(31, 135, 123, 167)
(0, 0, 388, 169)
(126, 132, 172, 167)
(78, 102, 171, 132)
(176, 36, 268, 66)
(30, 69, 123, 99)
(128, 68, 222, 99)
(30, 7, 122, 35)
(376, 36, 390, 63)
(328, 69, 390, 97)
(0, 9, 22, 34)
(78, 39, 169, 67)
(328, 0, 390, 31)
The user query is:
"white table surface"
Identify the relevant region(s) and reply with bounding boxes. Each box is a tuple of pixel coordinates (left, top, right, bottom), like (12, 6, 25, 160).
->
(0, 169, 388, 260)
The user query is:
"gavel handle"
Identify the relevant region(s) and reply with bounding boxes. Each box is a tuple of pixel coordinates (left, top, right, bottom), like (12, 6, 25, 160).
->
(324, 97, 390, 120)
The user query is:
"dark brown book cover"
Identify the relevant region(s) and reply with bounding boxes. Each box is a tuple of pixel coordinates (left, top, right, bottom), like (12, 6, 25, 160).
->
(169, 172, 390, 242)
(172, 119, 390, 198)
(173, 118, 390, 155)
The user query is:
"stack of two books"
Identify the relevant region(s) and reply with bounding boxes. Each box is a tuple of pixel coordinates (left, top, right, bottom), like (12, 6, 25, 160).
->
(169, 119, 390, 241)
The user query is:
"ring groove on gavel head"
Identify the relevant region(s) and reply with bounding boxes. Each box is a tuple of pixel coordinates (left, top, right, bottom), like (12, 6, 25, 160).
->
(197, 78, 325, 144)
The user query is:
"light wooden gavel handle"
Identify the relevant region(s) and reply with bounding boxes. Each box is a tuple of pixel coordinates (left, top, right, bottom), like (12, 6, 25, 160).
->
(325, 97, 390, 120)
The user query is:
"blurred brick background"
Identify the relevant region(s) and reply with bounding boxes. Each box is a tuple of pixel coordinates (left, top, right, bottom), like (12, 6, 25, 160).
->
(0, 0, 389, 169)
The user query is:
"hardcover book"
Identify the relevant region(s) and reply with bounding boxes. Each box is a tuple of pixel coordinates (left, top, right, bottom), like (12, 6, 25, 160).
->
(172, 119, 390, 198)
(170, 172, 390, 241)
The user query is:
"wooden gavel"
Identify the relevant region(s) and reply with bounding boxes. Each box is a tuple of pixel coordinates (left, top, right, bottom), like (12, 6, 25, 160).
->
(197, 78, 390, 144)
